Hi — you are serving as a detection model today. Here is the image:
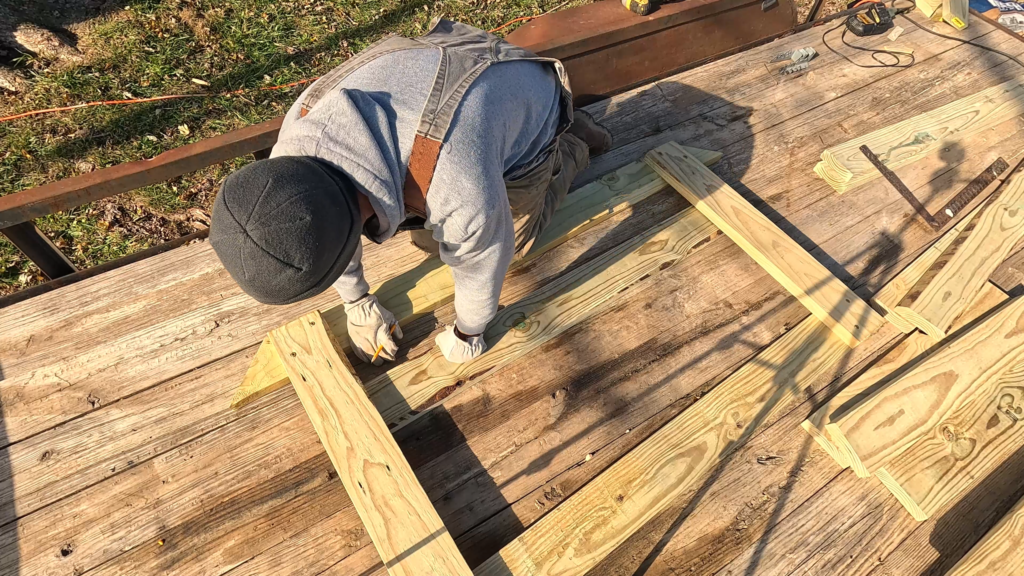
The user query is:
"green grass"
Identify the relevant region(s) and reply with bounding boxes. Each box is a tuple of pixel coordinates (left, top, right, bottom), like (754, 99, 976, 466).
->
(0, 0, 590, 295)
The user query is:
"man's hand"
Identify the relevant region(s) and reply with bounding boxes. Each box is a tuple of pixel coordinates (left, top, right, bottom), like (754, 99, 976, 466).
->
(435, 325, 487, 364)
(344, 294, 403, 366)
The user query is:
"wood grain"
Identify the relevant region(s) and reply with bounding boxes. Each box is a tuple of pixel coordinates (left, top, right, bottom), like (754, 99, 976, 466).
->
(871, 204, 982, 333)
(894, 166, 1024, 340)
(232, 147, 721, 409)
(830, 295, 1024, 476)
(645, 141, 885, 347)
(474, 310, 865, 576)
(941, 493, 1024, 574)
(271, 311, 472, 576)
(4, 14, 1020, 576)
(0, 189, 696, 576)
(814, 78, 1024, 193)
(875, 290, 1023, 521)
(943, 0, 969, 29)
(365, 209, 717, 430)
(804, 281, 1008, 474)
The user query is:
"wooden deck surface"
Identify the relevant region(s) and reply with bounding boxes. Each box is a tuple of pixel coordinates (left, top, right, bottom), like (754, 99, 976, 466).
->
(3, 12, 1024, 576)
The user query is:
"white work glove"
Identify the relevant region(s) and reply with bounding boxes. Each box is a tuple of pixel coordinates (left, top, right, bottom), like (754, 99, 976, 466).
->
(435, 325, 487, 364)
(344, 294, 403, 366)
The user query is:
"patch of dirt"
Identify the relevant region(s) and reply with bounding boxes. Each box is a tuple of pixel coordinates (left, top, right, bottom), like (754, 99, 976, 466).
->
(0, 0, 123, 90)
(793, 0, 849, 23)
(91, 198, 211, 244)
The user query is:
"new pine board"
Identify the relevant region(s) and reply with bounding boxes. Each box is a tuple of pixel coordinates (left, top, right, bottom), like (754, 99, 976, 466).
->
(803, 281, 1008, 475)
(894, 165, 1024, 340)
(232, 147, 721, 409)
(874, 290, 1022, 521)
(870, 204, 983, 333)
(270, 311, 472, 576)
(830, 295, 1024, 476)
(364, 210, 717, 430)
(944, 493, 1024, 575)
(473, 310, 870, 576)
(645, 141, 885, 347)
(875, 379, 1024, 522)
(814, 78, 1024, 193)
(10, 16, 1017, 576)
(26, 190, 698, 576)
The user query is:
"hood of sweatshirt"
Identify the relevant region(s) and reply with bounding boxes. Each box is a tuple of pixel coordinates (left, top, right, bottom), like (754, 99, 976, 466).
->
(271, 87, 406, 244)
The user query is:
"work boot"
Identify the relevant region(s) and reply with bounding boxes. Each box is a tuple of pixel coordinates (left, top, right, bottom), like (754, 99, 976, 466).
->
(567, 109, 613, 156)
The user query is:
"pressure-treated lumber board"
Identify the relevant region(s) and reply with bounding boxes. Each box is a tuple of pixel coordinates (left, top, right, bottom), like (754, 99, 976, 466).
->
(269, 311, 472, 576)
(870, 204, 982, 333)
(304, 30, 1024, 576)
(1, 19, 1016, 576)
(804, 281, 1008, 475)
(365, 208, 717, 430)
(231, 146, 721, 409)
(645, 141, 885, 347)
(829, 295, 1024, 476)
(918, 0, 943, 18)
(9, 191, 700, 576)
(814, 78, 1024, 193)
(473, 301, 881, 576)
(943, 0, 969, 30)
(872, 290, 1022, 520)
(894, 166, 1024, 340)
(875, 376, 1023, 521)
(946, 493, 1024, 575)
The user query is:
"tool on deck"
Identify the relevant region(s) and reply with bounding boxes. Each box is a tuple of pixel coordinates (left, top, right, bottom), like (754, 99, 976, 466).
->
(859, 144, 1010, 230)
(779, 62, 811, 75)
(771, 47, 817, 75)
(940, 157, 1010, 219)
(771, 47, 818, 63)
(621, 0, 653, 15)
(845, 2, 895, 36)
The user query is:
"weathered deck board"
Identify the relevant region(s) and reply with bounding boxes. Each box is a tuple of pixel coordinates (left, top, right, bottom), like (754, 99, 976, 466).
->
(0, 235, 427, 445)
(0, 190, 696, 576)
(1, 12, 1022, 576)
(245, 31, 1024, 573)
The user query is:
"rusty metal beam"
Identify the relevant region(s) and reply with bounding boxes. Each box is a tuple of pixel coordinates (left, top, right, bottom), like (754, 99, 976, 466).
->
(0, 118, 282, 229)
(1, 221, 77, 279)
(507, 0, 797, 105)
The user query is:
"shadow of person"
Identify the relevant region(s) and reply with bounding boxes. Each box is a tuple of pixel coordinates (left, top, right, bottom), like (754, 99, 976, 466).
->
(924, 442, 1024, 575)
(928, 142, 966, 206)
(347, 81, 766, 573)
(401, 77, 935, 575)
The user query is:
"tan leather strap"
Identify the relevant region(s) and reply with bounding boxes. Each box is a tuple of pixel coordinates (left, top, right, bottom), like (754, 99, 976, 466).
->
(402, 134, 443, 217)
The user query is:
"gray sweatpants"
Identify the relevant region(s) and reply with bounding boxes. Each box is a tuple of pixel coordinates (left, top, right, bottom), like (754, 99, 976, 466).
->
(411, 131, 590, 260)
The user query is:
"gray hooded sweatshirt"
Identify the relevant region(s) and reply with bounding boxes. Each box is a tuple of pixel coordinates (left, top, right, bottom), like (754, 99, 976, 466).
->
(271, 48, 562, 334)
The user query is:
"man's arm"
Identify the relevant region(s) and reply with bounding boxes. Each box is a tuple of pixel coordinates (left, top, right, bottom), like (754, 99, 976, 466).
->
(333, 243, 404, 366)
(438, 197, 516, 337)
(332, 242, 371, 302)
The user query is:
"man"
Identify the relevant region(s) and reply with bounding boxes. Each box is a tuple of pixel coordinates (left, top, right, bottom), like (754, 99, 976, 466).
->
(209, 19, 611, 367)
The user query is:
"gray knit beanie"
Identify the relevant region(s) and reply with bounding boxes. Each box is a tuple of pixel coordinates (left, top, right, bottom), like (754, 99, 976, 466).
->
(210, 156, 362, 305)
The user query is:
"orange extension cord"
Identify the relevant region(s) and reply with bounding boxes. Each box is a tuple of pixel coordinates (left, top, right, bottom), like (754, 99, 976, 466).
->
(0, 14, 546, 124)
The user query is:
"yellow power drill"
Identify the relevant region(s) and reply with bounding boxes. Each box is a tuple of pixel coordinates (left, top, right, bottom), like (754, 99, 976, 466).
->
(621, 0, 653, 15)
